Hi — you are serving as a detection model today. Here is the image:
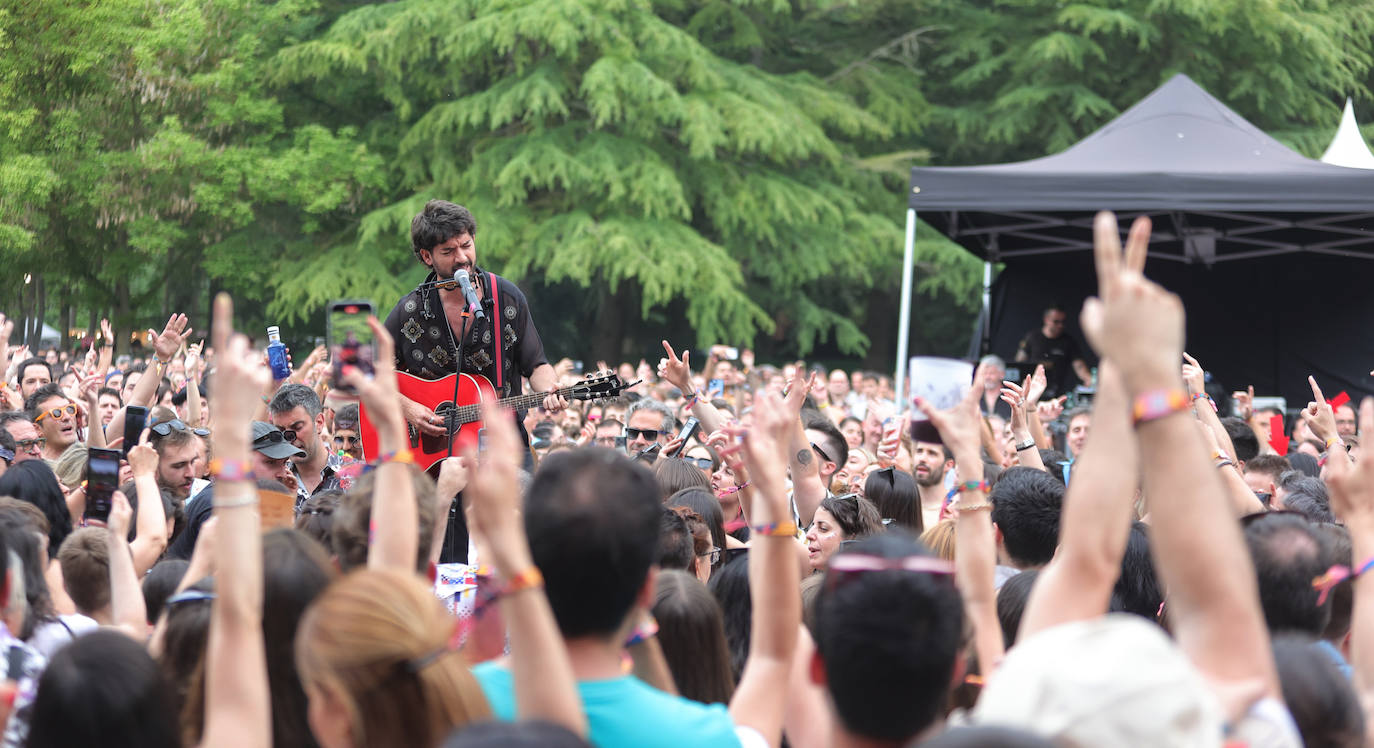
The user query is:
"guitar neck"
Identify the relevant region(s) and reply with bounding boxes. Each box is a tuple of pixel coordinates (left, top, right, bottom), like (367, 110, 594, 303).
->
(447, 384, 586, 429)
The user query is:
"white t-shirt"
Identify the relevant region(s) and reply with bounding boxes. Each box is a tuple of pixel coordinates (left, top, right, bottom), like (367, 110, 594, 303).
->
(28, 614, 98, 659)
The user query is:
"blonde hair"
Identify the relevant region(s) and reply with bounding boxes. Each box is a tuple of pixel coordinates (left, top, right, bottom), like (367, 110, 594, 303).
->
(295, 570, 490, 747)
(53, 443, 89, 490)
(920, 519, 957, 562)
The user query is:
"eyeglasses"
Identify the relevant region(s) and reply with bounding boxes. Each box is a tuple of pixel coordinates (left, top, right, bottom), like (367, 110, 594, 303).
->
(16, 437, 45, 452)
(682, 456, 713, 470)
(332, 435, 359, 447)
(811, 441, 833, 464)
(698, 546, 722, 565)
(626, 428, 660, 442)
(33, 404, 76, 423)
(150, 418, 210, 438)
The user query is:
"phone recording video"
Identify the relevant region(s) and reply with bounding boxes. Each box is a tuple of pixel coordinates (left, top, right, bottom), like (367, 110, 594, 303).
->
(85, 447, 122, 523)
(122, 406, 148, 458)
(327, 300, 377, 394)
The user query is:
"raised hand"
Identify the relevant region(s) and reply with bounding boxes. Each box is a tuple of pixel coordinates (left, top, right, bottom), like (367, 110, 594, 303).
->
(210, 296, 269, 434)
(657, 340, 693, 393)
(344, 318, 405, 446)
(460, 400, 532, 577)
(1037, 396, 1066, 422)
(108, 490, 133, 539)
(1232, 385, 1255, 422)
(128, 434, 159, 479)
(1181, 352, 1206, 397)
(150, 313, 193, 363)
(914, 374, 985, 466)
(724, 392, 791, 510)
(100, 318, 114, 347)
(185, 341, 204, 379)
(1300, 375, 1340, 444)
(1079, 213, 1182, 393)
(1000, 378, 1031, 435)
(1327, 398, 1374, 522)
(1025, 364, 1048, 405)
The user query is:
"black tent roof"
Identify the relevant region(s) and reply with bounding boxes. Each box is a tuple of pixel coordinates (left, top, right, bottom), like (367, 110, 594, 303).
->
(905, 74, 1374, 409)
(910, 74, 1374, 264)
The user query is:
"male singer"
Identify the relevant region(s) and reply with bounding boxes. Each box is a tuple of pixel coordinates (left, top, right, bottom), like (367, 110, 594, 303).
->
(384, 199, 567, 439)
(384, 199, 566, 563)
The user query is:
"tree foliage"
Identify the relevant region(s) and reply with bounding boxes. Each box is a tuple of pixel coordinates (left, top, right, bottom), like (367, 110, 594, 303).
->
(3, 0, 1372, 362)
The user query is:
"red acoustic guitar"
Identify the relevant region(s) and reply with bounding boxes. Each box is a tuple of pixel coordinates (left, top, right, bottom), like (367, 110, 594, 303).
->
(358, 370, 633, 472)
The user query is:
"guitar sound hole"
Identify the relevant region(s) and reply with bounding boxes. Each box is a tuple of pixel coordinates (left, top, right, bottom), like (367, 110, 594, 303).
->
(419, 402, 457, 455)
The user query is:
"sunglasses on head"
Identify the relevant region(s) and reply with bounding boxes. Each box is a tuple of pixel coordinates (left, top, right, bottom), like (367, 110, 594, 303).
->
(823, 552, 956, 592)
(16, 437, 46, 452)
(33, 404, 76, 423)
(626, 427, 660, 442)
(150, 418, 210, 438)
(811, 441, 834, 464)
(254, 430, 290, 446)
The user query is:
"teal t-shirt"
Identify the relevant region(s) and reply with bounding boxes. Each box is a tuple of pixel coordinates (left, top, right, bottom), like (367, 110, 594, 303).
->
(472, 662, 742, 748)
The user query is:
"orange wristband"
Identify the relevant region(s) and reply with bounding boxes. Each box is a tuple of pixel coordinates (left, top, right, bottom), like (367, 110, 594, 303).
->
(496, 567, 544, 597)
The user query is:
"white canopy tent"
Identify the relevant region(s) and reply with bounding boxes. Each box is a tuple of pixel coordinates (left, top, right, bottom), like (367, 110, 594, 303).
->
(1321, 98, 1374, 170)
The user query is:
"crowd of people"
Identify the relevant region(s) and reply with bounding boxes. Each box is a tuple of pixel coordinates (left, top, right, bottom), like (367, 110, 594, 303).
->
(0, 209, 1367, 747)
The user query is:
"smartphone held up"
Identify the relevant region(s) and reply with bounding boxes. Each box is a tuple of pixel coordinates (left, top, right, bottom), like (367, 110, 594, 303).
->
(327, 300, 378, 394)
(84, 447, 122, 523)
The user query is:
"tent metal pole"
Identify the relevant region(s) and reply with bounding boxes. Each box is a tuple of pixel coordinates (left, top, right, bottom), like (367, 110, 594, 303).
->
(980, 260, 992, 355)
(895, 209, 916, 413)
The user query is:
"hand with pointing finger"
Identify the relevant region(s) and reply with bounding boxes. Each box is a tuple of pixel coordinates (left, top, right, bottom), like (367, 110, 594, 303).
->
(1300, 376, 1339, 445)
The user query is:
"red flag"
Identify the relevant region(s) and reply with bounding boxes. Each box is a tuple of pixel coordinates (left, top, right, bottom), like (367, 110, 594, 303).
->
(1329, 391, 1351, 413)
(1268, 413, 1289, 454)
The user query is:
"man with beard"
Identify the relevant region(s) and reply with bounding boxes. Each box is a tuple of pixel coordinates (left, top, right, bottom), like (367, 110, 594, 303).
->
(150, 425, 200, 501)
(268, 383, 342, 507)
(912, 440, 954, 530)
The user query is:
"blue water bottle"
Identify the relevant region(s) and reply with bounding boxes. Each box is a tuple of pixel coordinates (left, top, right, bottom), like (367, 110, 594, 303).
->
(266, 326, 291, 380)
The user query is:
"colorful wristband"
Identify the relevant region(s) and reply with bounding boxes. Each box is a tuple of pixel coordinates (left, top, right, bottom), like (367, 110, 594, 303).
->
(1192, 392, 1217, 412)
(624, 615, 660, 647)
(684, 394, 699, 410)
(209, 458, 256, 482)
(752, 521, 798, 537)
(945, 480, 991, 501)
(372, 449, 415, 467)
(1132, 389, 1190, 426)
(495, 566, 544, 598)
(1313, 556, 1374, 604)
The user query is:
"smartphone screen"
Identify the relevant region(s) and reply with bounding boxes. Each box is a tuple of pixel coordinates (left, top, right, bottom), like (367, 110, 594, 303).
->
(707, 379, 724, 399)
(85, 447, 122, 523)
(328, 300, 377, 394)
(123, 406, 148, 457)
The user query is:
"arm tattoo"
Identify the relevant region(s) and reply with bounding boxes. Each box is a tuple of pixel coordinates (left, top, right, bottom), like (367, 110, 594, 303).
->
(796, 449, 812, 465)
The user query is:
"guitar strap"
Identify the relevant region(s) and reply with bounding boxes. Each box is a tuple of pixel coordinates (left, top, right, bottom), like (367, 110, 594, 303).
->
(487, 271, 504, 393)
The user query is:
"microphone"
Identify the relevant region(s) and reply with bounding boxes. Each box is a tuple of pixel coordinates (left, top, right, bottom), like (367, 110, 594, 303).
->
(454, 269, 486, 320)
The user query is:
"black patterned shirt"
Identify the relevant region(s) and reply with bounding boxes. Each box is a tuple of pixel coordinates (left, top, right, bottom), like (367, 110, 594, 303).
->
(384, 270, 548, 398)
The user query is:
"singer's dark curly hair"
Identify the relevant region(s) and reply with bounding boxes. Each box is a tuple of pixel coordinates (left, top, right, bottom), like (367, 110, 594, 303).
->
(410, 199, 477, 259)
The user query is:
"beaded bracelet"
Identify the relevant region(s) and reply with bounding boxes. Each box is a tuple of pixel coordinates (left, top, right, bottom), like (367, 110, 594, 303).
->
(953, 502, 993, 513)
(210, 458, 256, 482)
(753, 521, 798, 537)
(1132, 389, 1190, 426)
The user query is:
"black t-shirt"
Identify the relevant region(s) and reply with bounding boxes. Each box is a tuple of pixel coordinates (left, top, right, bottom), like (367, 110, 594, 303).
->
(384, 270, 548, 396)
(166, 483, 214, 560)
(1016, 330, 1083, 398)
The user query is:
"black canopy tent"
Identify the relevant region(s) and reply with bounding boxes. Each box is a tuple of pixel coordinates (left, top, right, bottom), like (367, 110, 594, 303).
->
(905, 74, 1374, 410)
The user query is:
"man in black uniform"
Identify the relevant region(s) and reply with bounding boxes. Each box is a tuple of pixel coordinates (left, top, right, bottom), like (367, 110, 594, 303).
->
(1014, 305, 1093, 399)
(384, 199, 566, 560)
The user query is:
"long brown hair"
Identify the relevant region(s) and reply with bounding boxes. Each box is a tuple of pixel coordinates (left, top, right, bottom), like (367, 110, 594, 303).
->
(653, 570, 735, 704)
(295, 569, 491, 747)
